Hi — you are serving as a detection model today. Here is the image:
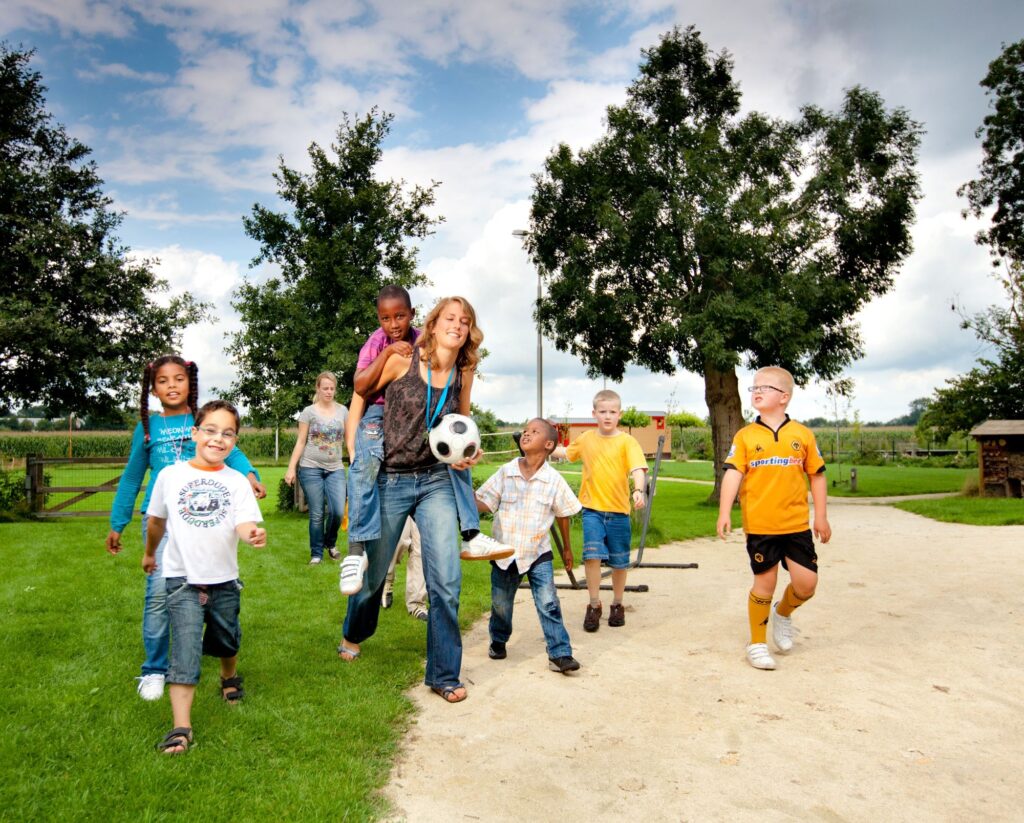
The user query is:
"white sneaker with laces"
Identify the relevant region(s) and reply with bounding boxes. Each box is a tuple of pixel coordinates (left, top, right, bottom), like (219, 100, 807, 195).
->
(460, 532, 515, 561)
(746, 642, 776, 670)
(771, 602, 794, 652)
(136, 673, 165, 701)
(339, 554, 368, 595)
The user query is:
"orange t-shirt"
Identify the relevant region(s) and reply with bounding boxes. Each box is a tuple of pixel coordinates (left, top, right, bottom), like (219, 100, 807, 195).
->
(565, 430, 647, 515)
(724, 416, 825, 535)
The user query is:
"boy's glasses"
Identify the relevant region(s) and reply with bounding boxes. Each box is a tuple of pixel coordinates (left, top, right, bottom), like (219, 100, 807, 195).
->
(747, 385, 785, 394)
(196, 426, 238, 440)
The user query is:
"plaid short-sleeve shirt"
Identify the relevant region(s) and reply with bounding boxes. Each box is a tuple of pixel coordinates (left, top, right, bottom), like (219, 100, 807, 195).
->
(476, 458, 582, 571)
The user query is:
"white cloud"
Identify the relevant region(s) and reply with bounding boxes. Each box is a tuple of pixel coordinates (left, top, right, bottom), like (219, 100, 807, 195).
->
(2, 0, 133, 38)
(130, 246, 247, 403)
(76, 61, 169, 84)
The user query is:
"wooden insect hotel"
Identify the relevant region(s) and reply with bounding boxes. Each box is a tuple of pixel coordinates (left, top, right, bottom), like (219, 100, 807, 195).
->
(969, 420, 1024, 498)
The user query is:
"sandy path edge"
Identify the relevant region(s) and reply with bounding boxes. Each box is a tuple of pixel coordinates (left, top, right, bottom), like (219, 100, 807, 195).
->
(383, 506, 1024, 822)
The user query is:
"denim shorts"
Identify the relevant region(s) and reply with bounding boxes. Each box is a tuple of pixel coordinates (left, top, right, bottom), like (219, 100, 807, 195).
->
(165, 577, 242, 685)
(581, 508, 632, 569)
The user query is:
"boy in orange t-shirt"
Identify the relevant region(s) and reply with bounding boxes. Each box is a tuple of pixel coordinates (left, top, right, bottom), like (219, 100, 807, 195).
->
(716, 367, 831, 670)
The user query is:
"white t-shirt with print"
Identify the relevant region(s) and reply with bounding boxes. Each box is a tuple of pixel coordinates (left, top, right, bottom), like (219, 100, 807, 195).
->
(147, 461, 263, 585)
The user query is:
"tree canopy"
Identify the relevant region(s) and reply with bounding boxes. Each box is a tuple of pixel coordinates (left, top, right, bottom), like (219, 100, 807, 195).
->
(920, 40, 1024, 437)
(227, 110, 440, 424)
(918, 262, 1024, 439)
(959, 39, 1024, 265)
(0, 44, 207, 414)
(526, 27, 921, 496)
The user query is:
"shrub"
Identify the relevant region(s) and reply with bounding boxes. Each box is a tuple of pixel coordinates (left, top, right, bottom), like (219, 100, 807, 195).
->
(0, 468, 27, 517)
(278, 477, 297, 513)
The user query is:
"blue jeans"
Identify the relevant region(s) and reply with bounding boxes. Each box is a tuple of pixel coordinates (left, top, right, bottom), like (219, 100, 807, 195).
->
(141, 515, 169, 676)
(581, 508, 632, 569)
(343, 464, 463, 689)
(449, 466, 479, 534)
(348, 404, 479, 542)
(165, 577, 242, 685)
(490, 559, 572, 659)
(347, 405, 385, 543)
(297, 466, 346, 559)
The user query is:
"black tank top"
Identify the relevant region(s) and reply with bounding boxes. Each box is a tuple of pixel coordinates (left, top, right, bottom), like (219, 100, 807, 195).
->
(384, 349, 462, 472)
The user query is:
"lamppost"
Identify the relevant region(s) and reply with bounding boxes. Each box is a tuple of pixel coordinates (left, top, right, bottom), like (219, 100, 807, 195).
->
(512, 229, 542, 419)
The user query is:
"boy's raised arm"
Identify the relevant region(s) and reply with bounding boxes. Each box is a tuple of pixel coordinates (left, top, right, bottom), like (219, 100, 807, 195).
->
(354, 341, 413, 396)
(236, 522, 267, 548)
(555, 515, 574, 571)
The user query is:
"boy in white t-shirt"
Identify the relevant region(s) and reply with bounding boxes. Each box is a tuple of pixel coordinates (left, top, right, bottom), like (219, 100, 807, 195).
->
(143, 400, 266, 755)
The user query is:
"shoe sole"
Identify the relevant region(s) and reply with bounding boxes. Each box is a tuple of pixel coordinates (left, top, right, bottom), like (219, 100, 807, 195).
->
(460, 548, 515, 561)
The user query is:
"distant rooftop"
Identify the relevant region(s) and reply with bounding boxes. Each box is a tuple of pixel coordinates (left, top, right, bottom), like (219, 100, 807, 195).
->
(970, 420, 1024, 436)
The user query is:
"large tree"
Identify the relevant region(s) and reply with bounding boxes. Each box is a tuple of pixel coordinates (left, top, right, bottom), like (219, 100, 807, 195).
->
(0, 44, 207, 414)
(526, 27, 921, 497)
(958, 39, 1024, 266)
(920, 40, 1024, 437)
(228, 110, 439, 424)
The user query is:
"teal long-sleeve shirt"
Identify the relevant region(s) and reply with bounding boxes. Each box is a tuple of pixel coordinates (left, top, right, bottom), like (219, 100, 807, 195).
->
(108, 413, 260, 534)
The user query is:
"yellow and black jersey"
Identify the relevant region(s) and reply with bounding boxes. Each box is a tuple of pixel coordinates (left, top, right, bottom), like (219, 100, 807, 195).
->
(724, 415, 826, 535)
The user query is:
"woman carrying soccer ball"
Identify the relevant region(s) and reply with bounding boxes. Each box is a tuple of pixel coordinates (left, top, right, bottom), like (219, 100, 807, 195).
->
(338, 296, 486, 703)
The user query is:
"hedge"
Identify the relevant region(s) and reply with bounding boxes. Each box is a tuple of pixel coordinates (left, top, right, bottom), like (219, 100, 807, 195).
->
(0, 431, 299, 460)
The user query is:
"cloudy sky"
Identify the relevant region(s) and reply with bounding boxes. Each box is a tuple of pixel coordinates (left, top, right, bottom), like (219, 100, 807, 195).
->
(5, 1, 1022, 424)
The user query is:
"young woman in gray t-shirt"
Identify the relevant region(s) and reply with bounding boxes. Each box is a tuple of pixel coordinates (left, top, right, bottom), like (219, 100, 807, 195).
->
(284, 371, 349, 564)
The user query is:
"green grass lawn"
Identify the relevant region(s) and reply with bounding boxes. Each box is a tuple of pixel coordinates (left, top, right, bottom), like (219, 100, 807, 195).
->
(892, 496, 1024, 525)
(638, 460, 973, 498)
(0, 471, 730, 822)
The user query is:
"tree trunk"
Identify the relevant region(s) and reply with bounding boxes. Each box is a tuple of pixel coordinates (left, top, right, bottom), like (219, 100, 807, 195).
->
(704, 363, 745, 504)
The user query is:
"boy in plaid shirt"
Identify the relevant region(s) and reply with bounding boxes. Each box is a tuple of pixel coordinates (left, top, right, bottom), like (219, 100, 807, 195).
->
(475, 418, 583, 674)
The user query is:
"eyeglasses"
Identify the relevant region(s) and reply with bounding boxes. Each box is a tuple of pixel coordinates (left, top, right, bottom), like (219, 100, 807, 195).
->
(196, 426, 238, 440)
(747, 385, 786, 395)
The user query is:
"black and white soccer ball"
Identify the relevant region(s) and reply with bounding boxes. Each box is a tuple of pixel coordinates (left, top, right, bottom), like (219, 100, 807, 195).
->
(428, 414, 481, 464)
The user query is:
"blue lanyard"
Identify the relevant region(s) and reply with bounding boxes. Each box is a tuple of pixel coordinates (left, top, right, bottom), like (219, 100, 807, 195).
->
(425, 362, 455, 433)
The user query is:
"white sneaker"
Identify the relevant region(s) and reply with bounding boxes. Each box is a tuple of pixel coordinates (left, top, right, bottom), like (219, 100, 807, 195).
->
(339, 554, 368, 595)
(771, 602, 794, 652)
(136, 673, 165, 701)
(746, 642, 776, 670)
(460, 532, 514, 561)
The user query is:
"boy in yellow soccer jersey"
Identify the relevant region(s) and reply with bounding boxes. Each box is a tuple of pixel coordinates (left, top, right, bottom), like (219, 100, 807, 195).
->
(554, 389, 647, 632)
(716, 367, 831, 670)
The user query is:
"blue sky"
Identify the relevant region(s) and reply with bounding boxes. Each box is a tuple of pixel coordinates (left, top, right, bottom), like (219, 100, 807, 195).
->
(5, 0, 1023, 424)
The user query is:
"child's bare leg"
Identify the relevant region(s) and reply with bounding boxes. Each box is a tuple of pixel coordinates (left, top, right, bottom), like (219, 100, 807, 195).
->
(166, 684, 195, 752)
(219, 655, 236, 687)
(584, 558, 603, 605)
(778, 563, 817, 615)
(610, 568, 628, 604)
(748, 566, 779, 644)
(751, 566, 779, 599)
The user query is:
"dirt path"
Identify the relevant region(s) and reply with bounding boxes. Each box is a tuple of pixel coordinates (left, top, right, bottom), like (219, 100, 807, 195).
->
(383, 505, 1024, 822)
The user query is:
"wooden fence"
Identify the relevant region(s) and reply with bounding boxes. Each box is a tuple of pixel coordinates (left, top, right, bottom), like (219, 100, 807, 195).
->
(25, 455, 128, 517)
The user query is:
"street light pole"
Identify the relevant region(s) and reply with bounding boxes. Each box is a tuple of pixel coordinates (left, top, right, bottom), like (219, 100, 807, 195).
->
(512, 229, 542, 419)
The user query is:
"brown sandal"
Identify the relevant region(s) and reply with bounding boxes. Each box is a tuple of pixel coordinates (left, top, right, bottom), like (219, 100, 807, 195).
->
(431, 684, 468, 703)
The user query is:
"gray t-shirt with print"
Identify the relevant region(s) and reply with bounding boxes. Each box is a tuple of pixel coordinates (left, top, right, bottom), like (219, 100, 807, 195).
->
(298, 404, 349, 471)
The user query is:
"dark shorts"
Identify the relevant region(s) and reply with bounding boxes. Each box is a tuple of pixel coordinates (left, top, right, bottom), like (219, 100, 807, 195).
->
(745, 530, 818, 575)
(166, 577, 242, 685)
